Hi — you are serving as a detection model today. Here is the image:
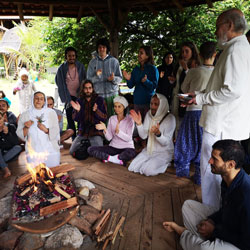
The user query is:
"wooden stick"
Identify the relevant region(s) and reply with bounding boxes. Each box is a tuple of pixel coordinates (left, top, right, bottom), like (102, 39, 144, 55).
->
(97, 210, 118, 242)
(95, 212, 110, 235)
(102, 238, 109, 250)
(40, 197, 77, 216)
(93, 209, 111, 232)
(16, 163, 75, 185)
(54, 184, 71, 199)
(111, 216, 125, 245)
(20, 186, 31, 196)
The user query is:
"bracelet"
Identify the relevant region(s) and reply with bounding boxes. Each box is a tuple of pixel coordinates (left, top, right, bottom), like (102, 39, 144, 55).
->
(156, 132, 161, 137)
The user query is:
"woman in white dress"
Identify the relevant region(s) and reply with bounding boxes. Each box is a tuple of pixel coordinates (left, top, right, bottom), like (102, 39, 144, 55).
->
(17, 91, 60, 167)
(128, 93, 176, 176)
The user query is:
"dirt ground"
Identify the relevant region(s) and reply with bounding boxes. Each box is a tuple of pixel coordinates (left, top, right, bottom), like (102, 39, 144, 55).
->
(0, 78, 59, 117)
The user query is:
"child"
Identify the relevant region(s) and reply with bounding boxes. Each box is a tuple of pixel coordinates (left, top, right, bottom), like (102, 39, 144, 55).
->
(13, 68, 37, 114)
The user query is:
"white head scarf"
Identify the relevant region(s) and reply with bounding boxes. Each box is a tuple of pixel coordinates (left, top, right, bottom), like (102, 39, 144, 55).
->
(28, 92, 51, 151)
(19, 68, 29, 78)
(147, 93, 169, 154)
(113, 96, 128, 108)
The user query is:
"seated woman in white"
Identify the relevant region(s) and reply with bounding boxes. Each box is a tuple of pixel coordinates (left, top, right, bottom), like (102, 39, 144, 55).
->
(17, 91, 60, 167)
(129, 93, 176, 176)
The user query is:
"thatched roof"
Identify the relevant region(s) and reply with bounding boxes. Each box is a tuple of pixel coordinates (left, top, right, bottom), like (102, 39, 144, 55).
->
(0, 27, 21, 54)
(0, 0, 220, 21)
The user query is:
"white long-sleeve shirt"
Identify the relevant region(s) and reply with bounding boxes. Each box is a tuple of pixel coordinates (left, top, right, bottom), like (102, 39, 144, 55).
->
(196, 35, 250, 140)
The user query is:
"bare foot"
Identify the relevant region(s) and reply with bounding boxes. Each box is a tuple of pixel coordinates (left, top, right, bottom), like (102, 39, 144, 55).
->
(3, 167, 11, 178)
(163, 221, 186, 235)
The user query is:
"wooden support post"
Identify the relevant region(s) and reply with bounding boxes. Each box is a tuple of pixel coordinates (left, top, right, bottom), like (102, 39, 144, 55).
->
(49, 4, 54, 21)
(77, 6, 83, 23)
(17, 3, 24, 21)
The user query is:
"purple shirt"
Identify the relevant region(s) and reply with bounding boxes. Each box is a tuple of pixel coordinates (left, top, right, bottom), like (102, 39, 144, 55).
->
(105, 115, 135, 149)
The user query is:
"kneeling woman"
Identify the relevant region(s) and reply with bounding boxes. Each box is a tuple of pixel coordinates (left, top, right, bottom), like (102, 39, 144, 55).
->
(88, 96, 136, 165)
(17, 91, 60, 167)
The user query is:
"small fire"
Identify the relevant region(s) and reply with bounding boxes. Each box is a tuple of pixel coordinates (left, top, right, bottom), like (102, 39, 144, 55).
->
(26, 139, 49, 168)
(25, 140, 54, 192)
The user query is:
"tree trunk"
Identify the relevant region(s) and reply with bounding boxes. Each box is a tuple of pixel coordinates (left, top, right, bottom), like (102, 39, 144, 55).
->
(109, 28, 119, 58)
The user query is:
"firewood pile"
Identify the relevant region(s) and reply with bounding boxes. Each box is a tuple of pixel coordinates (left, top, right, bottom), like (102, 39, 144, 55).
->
(8, 163, 126, 249)
(70, 180, 126, 249)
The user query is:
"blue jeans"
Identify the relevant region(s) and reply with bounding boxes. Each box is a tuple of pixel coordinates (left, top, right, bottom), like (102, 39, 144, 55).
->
(0, 145, 22, 169)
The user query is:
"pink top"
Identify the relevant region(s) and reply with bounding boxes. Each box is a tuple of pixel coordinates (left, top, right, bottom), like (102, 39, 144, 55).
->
(105, 115, 135, 149)
(66, 66, 80, 97)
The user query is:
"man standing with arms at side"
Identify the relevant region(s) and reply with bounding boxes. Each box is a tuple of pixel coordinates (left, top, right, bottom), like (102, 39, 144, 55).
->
(55, 47, 86, 139)
(184, 8, 250, 209)
(87, 38, 122, 117)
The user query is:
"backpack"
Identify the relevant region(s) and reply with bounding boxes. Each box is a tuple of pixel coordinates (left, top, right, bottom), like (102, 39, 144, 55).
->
(72, 139, 91, 160)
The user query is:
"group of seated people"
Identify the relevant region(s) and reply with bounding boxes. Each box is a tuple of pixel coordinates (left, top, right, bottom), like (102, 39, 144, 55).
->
(0, 79, 176, 179)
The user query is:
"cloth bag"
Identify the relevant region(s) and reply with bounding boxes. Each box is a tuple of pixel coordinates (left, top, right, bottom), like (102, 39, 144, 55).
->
(72, 139, 91, 160)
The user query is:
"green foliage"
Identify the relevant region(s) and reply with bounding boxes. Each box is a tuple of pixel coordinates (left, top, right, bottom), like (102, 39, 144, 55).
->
(30, 0, 250, 72)
(8, 21, 48, 71)
(40, 17, 107, 68)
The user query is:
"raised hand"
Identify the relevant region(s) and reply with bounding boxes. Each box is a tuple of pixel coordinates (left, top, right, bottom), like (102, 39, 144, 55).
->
(37, 122, 48, 134)
(123, 70, 131, 81)
(107, 72, 114, 81)
(150, 123, 160, 136)
(130, 109, 142, 125)
(141, 74, 147, 83)
(115, 122, 120, 134)
(96, 121, 107, 132)
(24, 120, 34, 128)
(179, 59, 188, 71)
(96, 69, 102, 76)
(3, 124, 8, 134)
(93, 103, 97, 112)
(71, 100, 81, 112)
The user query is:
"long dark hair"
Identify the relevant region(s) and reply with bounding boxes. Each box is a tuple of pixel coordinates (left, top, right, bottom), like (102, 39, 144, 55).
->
(179, 41, 201, 67)
(79, 79, 96, 99)
(140, 45, 155, 65)
(0, 91, 6, 98)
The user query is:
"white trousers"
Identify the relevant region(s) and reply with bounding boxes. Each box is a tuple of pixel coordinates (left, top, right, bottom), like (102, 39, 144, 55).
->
(180, 200, 239, 250)
(200, 131, 222, 210)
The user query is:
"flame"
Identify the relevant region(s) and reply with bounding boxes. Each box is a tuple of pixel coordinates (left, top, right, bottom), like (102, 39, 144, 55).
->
(26, 139, 49, 168)
(25, 141, 54, 192)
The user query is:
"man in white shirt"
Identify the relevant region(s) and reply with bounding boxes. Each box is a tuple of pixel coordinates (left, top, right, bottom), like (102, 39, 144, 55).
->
(186, 8, 250, 209)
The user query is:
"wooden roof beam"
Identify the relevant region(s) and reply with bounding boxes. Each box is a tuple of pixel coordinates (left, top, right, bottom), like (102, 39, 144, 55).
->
(206, 0, 213, 8)
(90, 7, 109, 32)
(77, 6, 83, 23)
(171, 0, 184, 11)
(49, 4, 53, 21)
(17, 3, 24, 21)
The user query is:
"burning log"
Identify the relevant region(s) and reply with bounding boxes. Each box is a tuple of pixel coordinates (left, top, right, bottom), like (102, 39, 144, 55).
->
(40, 197, 78, 216)
(54, 184, 71, 199)
(16, 163, 75, 185)
(20, 186, 32, 196)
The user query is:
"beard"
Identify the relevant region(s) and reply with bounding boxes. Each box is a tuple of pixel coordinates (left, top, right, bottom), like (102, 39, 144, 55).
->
(217, 32, 228, 49)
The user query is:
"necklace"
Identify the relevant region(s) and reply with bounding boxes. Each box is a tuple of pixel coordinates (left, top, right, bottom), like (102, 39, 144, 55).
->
(68, 66, 77, 81)
(203, 64, 214, 67)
